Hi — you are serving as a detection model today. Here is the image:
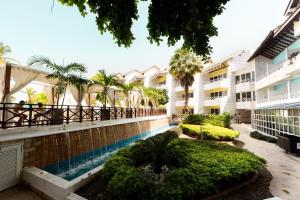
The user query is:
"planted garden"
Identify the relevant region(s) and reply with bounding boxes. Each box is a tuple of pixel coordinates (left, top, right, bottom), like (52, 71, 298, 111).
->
(181, 113, 239, 141)
(77, 131, 266, 200)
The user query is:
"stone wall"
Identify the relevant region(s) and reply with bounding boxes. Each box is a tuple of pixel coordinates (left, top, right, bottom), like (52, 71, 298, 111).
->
(0, 117, 171, 169)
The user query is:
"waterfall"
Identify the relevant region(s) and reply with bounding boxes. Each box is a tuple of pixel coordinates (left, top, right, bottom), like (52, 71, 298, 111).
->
(41, 118, 171, 180)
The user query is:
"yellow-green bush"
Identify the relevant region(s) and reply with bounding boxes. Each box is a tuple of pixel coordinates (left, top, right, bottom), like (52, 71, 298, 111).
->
(180, 123, 240, 141)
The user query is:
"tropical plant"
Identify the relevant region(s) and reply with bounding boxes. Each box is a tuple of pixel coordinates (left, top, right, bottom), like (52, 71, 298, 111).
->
(0, 42, 11, 64)
(118, 83, 137, 108)
(91, 70, 119, 107)
(34, 92, 48, 105)
(183, 114, 206, 125)
(131, 131, 185, 174)
(139, 87, 168, 108)
(25, 87, 36, 104)
(28, 56, 87, 107)
(169, 48, 204, 112)
(57, 0, 230, 58)
(103, 135, 265, 199)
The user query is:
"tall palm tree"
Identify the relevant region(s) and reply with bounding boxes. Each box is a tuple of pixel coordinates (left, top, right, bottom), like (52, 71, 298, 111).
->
(119, 83, 137, 108)
(92, 70, 119, 108)
(28, 56, 87, 107)
(0, 43, 11, 64)
(25, 87, 36, 104)
(169, 48, 204, 112)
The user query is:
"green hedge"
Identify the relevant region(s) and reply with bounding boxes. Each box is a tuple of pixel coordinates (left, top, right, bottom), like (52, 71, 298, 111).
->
(180, 123, 240, 141)
(182, 113, 233, 128)
(250, 131, 277, 143)
(103, 135, 265, 199)
(182, 114, 206, 125)
(205, 112, 232, 128)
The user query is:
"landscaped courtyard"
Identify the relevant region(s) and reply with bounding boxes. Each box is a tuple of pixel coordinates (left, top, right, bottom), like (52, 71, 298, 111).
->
(2, 0, 300, 199)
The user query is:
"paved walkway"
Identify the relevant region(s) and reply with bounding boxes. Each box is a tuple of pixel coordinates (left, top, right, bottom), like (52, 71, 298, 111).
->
(0, 186, 42, 200)
(232, 124, 300, 200)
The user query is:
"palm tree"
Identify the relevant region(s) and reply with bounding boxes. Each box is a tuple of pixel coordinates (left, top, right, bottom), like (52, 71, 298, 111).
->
(28, 56, 87, 107)
(131, 131, 185, 174)
(91, 70, 119, 108)
(169, 48, 204, 113)
(0, 43, 11, 64)
(119, 83, 137, 108)
(25, 87, 36, 104)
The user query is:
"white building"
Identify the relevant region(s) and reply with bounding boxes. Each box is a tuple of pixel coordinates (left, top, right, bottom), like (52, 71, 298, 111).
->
(165, 50, 255, 123)
(249, 0, 300, 138)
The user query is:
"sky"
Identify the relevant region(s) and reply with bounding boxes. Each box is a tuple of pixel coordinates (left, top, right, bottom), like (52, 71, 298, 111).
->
(0, 0, 288, 76)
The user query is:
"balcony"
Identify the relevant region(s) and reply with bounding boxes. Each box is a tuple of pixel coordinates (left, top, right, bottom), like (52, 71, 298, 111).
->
(256, 54, 300, 90)
(204, 97, 223, 107)
(175, 98, 194, 107)
(256, 90, 300, 108)
(236, 98, 255, 109)
(203, 78, 230, 91)
(235, 80, 255, 92)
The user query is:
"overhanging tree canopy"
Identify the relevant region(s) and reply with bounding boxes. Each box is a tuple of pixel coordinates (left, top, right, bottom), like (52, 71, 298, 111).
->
(58, 0, 230, 59)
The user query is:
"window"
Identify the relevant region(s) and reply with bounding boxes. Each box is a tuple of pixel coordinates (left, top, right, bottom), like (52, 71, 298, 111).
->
(246, 73, 251, 82)
(235, 76, 240, 84)
(236, 93, 241, 102)
(241, 74, 246, 82)
(242, 92, 247, 101)
(253, 91, 256, 101)
(211, 108, 220, 114)
(247, 92, 252, 100)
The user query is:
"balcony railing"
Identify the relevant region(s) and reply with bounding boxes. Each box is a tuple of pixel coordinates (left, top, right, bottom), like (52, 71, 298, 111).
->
(236, 98, 252, 102)
(236, 79, 253, 84)
(0, 103, 166, 129)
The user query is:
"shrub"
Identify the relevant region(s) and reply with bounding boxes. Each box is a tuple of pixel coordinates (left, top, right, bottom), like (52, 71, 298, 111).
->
(250, 131, 277, 143)
(205, 112, 233, 128)
(102, 132, 265, 199)
(180, 124, 240, 141)
(182, 114, 206, 125)
(107, 166, 149, 199)
(130, 131, 186, 174)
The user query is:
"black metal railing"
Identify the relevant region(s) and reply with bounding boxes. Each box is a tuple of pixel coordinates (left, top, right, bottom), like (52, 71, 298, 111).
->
(0, 103, 167, 129)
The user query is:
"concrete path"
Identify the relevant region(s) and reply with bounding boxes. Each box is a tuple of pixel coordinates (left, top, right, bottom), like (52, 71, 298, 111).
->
(0, 186, 42, 200)
(232, 124, 300, 200)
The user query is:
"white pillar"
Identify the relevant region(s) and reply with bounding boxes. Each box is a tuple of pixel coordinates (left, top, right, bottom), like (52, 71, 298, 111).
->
(267, 88, 270, 102)
(194, 73, 204, 114)
(166, 74, 175, 115)
(287, 80, 291, 99)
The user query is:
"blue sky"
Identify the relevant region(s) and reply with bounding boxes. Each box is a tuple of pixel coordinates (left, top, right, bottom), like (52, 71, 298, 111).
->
(1, 0, 287, 76)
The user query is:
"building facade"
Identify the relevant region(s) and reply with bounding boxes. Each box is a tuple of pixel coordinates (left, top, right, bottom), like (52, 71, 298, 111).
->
(165, 50, 255, 123)
(249, 0, 300, 138)
(122, 51, 256, 123)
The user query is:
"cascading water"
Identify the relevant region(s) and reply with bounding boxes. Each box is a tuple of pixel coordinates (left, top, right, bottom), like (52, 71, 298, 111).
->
(43, 119, 174, 181)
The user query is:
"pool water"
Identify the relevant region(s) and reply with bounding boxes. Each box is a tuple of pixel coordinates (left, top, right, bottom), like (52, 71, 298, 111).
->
(43, 125, 175, 181)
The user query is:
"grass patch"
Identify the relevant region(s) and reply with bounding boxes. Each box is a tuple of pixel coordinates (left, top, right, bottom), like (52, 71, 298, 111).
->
(250, 131, 277, 143)
(103, 134, 265, 200)
(180, 123, 240, 141)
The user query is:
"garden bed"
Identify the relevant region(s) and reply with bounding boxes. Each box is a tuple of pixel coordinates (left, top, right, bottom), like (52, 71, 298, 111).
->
(77, 132, 265, 200)
(180, 123, 240, 141)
